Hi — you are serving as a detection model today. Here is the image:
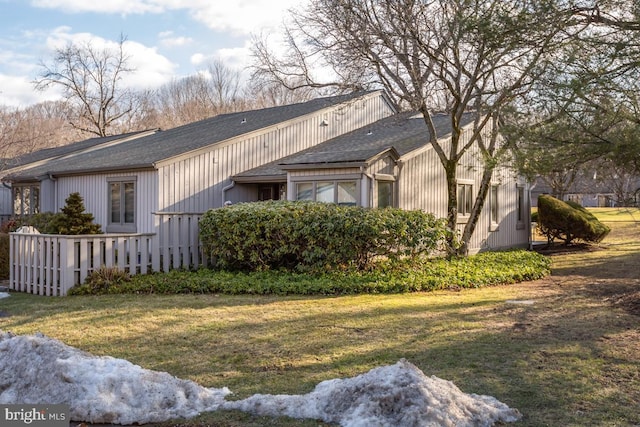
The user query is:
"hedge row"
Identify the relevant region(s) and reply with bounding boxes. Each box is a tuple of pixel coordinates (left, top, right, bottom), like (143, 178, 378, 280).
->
(199, 201, 449, 272)
(68, 250, 551, 296)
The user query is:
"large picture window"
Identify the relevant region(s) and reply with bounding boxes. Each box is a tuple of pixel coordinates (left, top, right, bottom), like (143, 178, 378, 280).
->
(108, 178, 136, 232)
(295, 180, 358, 206)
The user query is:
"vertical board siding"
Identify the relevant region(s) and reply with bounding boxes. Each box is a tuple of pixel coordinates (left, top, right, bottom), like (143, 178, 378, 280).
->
(399, 125, 530, 252)
(56, 171, 159, 233)
(157, 93, 394, 212)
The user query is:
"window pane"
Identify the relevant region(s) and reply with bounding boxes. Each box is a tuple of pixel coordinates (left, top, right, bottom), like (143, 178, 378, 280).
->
(491, 185, 499, 223)
(110, 183, 121, 223)
(296, 183, 313, 201)
(457, 184, 465, 215)
(13, 187, 22, 216)
(316, 182, 334, 203)
(32, 187, 40, 214)
(377, 181, 393, 208)
(124, 182, 135, 223)
(338, 181, 357, 206)
(517, 187, 525, 222)
(465, 185, 473, 214)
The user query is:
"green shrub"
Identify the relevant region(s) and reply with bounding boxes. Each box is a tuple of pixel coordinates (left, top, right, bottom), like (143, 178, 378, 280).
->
(0, 233, 9, 280)
(199, 201, 448, 272)
(537, 195, 610, 244)
(71, 249, 550, 296)
(51, 192, 102, 235)
(68, 266, 131, 295)
(7, 193, 102, 235)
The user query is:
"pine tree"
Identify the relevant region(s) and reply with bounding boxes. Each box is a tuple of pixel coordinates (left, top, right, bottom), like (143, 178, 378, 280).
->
(54, 192, 102, 235)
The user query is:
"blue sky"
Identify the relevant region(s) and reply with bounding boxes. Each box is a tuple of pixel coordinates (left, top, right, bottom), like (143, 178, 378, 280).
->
(0, 0, 302, 107)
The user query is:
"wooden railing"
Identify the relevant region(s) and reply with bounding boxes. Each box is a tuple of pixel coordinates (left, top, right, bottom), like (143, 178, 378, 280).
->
(152, 212, 207, 273)
(10, 233, 156, 296)
(9, 212, 208, 296)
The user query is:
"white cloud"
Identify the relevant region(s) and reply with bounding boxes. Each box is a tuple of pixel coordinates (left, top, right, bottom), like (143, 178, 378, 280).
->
(188, 0, 302, 36)
(45, 27, 177, 91)
(0, 74, 60, 107)
(31, 0, 165, 14)
(158, 31, 193, 48)
(191, 46, 250, 70)
(190, 52, 206, 66)
(32, 0, 306, 35)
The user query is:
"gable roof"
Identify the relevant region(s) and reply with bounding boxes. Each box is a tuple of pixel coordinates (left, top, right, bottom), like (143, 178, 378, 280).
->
(4, 91, 383, 181)
(1, 130, 157, 178)
(234, 111, 475, 181)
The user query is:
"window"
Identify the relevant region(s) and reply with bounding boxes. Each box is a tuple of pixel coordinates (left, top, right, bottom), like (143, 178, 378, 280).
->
(489, 184, 499, 231)
(337, 182, 357, 206)
(516, 185, 526, 229)
(13, 185, 40, 216)
(490, 185, 499, 224)
(377, 181, 394, 208)
(295, 181, 358, 205)
(296, 183, 313, 201)
(457, 183, 473, 216)
(108, 179, 136, 232)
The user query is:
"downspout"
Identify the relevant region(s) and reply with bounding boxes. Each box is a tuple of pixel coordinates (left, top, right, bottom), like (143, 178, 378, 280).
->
(222, 179, 235, 207)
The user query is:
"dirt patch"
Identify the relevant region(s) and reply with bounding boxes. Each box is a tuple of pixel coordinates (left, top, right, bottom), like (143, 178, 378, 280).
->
(532, 224, 640, 316)
(612, 290, 640, 316)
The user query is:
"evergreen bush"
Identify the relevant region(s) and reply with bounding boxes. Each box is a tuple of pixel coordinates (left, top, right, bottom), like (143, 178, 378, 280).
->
(50, 192, 102, 235)
(199, 201, 448, 272)
(537, 195, 610, 244)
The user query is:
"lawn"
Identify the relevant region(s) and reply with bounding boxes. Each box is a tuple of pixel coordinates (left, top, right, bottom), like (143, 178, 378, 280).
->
(1, 212, 639, 426)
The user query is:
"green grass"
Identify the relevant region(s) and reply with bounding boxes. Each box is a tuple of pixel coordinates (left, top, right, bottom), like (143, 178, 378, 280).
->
(588, 207, 640, 222)
(1, 210, 639, 426)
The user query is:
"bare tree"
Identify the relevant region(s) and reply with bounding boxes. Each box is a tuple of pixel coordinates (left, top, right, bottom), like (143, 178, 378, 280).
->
(253, 0, 580, 255)
(0, 101, 81, 167)
(34, 35, 139, 137)
(145, 59, 251, 129)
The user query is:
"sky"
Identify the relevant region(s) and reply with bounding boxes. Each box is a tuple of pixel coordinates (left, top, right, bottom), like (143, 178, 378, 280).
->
(0, 0, 303, 107)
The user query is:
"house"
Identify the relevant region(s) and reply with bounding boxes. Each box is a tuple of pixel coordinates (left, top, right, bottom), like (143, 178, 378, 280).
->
(531, 173, 640, 208)
(0, 130, 159, 218)
(5, 90, 531, 294)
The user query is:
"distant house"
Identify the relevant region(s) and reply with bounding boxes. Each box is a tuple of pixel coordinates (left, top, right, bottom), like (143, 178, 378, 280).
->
(4, 90, 531, 294)
(531, 173, 640, 208)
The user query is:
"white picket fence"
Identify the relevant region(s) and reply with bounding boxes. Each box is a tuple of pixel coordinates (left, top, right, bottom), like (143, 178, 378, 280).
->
(9, 212, 207, 296)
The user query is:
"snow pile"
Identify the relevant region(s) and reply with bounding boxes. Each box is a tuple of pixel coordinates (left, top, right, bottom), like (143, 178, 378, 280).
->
(0, 331, 522, 426)
(225, 359, 521, 427)
(0, 292, 9, 299)
(0, 331, 230, 424)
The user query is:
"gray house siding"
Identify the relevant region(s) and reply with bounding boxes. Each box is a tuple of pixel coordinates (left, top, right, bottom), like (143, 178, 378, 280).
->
(55, 171, 159, 234)
(156, 91, 395, 212)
